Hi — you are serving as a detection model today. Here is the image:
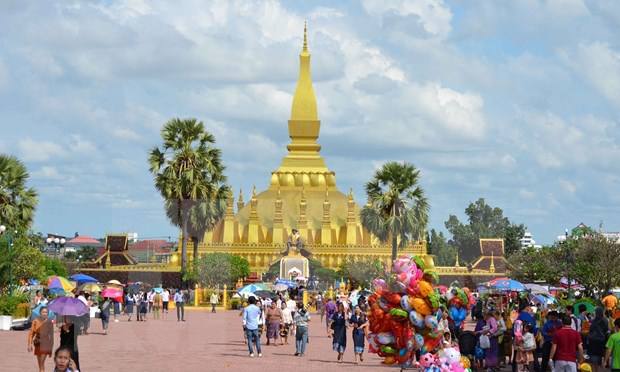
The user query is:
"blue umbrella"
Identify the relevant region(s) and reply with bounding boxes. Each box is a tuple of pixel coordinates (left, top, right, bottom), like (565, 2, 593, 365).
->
(238, 283, 270, 296)
(153, 287, 164, 294)
(274, 279, 296, 288)
(70, 273, 98, 284)
(31, 303, 56, 320)
(487, 277, 526, 292)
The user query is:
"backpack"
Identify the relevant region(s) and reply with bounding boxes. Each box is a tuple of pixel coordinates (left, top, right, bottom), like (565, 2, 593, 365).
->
(581, 319, 590, 336)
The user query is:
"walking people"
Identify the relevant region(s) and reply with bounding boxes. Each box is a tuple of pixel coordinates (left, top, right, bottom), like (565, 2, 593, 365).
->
(328, 302, 348, 363)
(517, 323, 535, 372)
(350, 305, 368, 364)
(162, 288, 170, 319)
(28, 306, 54, 372)
(588, 307, 609, 372)
(125, 291, 134, 321)
(100, 297, 111, 335)
(541, 311, 561, 372)
(512, 305, 539, 372)
(140, 291, 148, 321)
(266, 301, 282, 346)
(605, 318, 620, 372)
(174, 289, 185, 321)
(324, 298, 336, 332)
(134, 291, 143, 321)
(59, 316, 80, 371)
(550, 314, 584, 372)
(77, 292, 90, 335)
(294, 302, 310, 357)
(281, 302, 293, 345)
(147, 290, 154, 313)
(483, 311, 500, 372)
(210, 291, 219, 313)
(152, 290, 162, 320)
(243, 296, 263, 358)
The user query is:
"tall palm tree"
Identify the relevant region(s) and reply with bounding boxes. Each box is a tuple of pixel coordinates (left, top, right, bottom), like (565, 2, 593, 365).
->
(360, 161, 429, 263)
(149, 118, 228, 275)
(164, 190, 227, 264)
(0, 155, 38, 231)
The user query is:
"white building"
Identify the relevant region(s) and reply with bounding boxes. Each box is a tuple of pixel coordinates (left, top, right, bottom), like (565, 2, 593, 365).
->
(520, 232, 541, 248)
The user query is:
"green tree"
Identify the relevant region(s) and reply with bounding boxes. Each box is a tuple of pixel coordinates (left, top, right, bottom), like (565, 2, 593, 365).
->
(79, 246, 99, 262)
(572, 234, 620, 294)
(0, 231, 48, 289)
(149, 118, 228, 276)
(361, 161, 429, 263)
(338, 257, 384, 289)
(428, 229, 457, 266)
(42, 257, 68, 277)
(445, 198, 525, 262)
(0, 155, 38, 231)
(187, 253, 249, 288)
(508, 246, 563, 283)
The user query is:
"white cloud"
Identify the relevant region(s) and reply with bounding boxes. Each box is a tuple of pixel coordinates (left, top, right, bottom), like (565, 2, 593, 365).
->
(561, 42, 620, 108)
(112, 127, 141, 141)
(18, 138, 64, 162)
(32, 166, 63, 180)
(559, 179, 577, 194)
(362, 0, 452, 39)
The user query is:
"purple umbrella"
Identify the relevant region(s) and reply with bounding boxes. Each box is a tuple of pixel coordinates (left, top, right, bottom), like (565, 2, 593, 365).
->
(47, 297, 89, 316)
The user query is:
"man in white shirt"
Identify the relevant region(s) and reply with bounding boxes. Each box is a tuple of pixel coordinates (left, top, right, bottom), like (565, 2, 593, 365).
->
(162, 289, 170, 319)
(77, 292, 90, 335)
(147, 290, 155, 313)
(210, 292, 219, 313)
(174, 289, 185, 322)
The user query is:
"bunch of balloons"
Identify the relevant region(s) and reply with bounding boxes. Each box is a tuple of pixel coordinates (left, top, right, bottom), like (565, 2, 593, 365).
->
(443, 283, 476, 331)
(367, 255, 441, 367)
(419, 348, 473, 372)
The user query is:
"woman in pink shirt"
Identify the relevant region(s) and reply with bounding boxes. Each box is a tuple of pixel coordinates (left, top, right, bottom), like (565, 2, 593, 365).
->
(483, 311, 499, 370)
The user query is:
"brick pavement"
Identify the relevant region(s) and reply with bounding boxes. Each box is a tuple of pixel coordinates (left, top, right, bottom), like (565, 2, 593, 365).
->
(2, 308, 389, 372)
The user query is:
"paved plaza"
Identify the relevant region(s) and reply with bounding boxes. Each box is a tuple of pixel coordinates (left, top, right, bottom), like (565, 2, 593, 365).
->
(2, 308, 389, 371)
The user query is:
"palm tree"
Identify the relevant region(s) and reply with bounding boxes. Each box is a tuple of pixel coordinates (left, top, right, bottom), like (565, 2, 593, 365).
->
(360, 161, 429, 263)
(149, 118, 228, 275)
(0, 155, 38, 231)
(165, 191, 227, 264)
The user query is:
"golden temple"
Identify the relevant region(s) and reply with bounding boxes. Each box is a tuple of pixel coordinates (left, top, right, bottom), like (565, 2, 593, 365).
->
(193, 25, 426, 274)
(83, 25, 508, 288)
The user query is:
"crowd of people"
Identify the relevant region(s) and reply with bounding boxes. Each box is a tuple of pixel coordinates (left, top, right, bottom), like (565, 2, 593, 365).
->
(455, 291, 620, 372)
(25, 286, 190, 372)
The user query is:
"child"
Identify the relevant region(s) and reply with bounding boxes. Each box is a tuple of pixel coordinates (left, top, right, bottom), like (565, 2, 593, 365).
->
(54, 345, 79, 372)
(518, 323, 536, 371)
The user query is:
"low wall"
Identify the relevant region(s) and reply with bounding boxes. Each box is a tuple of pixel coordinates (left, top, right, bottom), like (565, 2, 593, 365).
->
(80, 270, 182, 288)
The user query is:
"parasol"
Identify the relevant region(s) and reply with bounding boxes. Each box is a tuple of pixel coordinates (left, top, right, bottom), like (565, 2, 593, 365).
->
(47, 276, 75, 293)
(274, 283, 289, 292)
(253, 290, 275, 299)
(47, 297, 89, 316)
(31, 303, 56, 320)
(79, 283, 102, 293)
(238, 283, 271, 296)
(70, 273, 99, 284)
(101, 287, 123, 298)
(106, 279, 124, 287)
(524, 283, 550, 295)
(153, 287, 164, 294)
(487, 277, 526, 292)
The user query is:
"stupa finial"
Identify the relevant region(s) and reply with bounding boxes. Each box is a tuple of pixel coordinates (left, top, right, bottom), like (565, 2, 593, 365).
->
(303, 20, 308, 53)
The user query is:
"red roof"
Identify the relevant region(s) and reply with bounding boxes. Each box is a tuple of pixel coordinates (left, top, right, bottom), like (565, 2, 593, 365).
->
(67, 235, 101, 245)
(128, 240, 174, 252)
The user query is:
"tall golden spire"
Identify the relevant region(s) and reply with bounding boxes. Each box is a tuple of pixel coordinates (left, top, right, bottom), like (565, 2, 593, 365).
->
(291, 21, 317, 121)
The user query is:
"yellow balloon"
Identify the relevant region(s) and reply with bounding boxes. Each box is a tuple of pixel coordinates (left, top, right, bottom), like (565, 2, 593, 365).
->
(460, 356, 471, 368)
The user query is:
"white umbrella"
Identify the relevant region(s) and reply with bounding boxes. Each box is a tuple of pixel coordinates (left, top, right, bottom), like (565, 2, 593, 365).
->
(524, 283, 549, 295)
(295, 276, 307, 281)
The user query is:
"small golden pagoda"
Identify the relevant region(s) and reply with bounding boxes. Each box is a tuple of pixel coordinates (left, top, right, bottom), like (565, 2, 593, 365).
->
(193, 24, 426, 274)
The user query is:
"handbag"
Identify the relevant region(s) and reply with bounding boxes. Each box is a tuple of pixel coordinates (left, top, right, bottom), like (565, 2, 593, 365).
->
(479, 334, 491, 349)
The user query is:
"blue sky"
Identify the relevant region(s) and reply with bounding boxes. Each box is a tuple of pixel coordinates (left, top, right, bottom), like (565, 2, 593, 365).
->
(0, 0, 619, 244)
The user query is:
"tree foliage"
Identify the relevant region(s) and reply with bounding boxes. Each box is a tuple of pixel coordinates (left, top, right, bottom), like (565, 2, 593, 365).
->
(338, 257, 385, 289)
(149, 118, 229, 275)
(0, 155, 38, 231)
(572, 234, 620, 294)
(428, 229, 457, 266)
(186, 253, 249, 288)
(445, 198, 525, 262)
(361, 161, 429, 262)
(508, 246, 563, 284)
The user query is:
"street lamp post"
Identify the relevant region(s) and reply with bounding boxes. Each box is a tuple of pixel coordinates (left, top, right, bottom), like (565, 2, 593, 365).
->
(46, 236, 66, 258)
(0, 224, 16, 293)
(563, 229, 575, 301)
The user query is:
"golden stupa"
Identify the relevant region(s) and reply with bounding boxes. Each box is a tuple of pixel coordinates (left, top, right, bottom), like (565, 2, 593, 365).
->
(193, 25, 426, 275)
